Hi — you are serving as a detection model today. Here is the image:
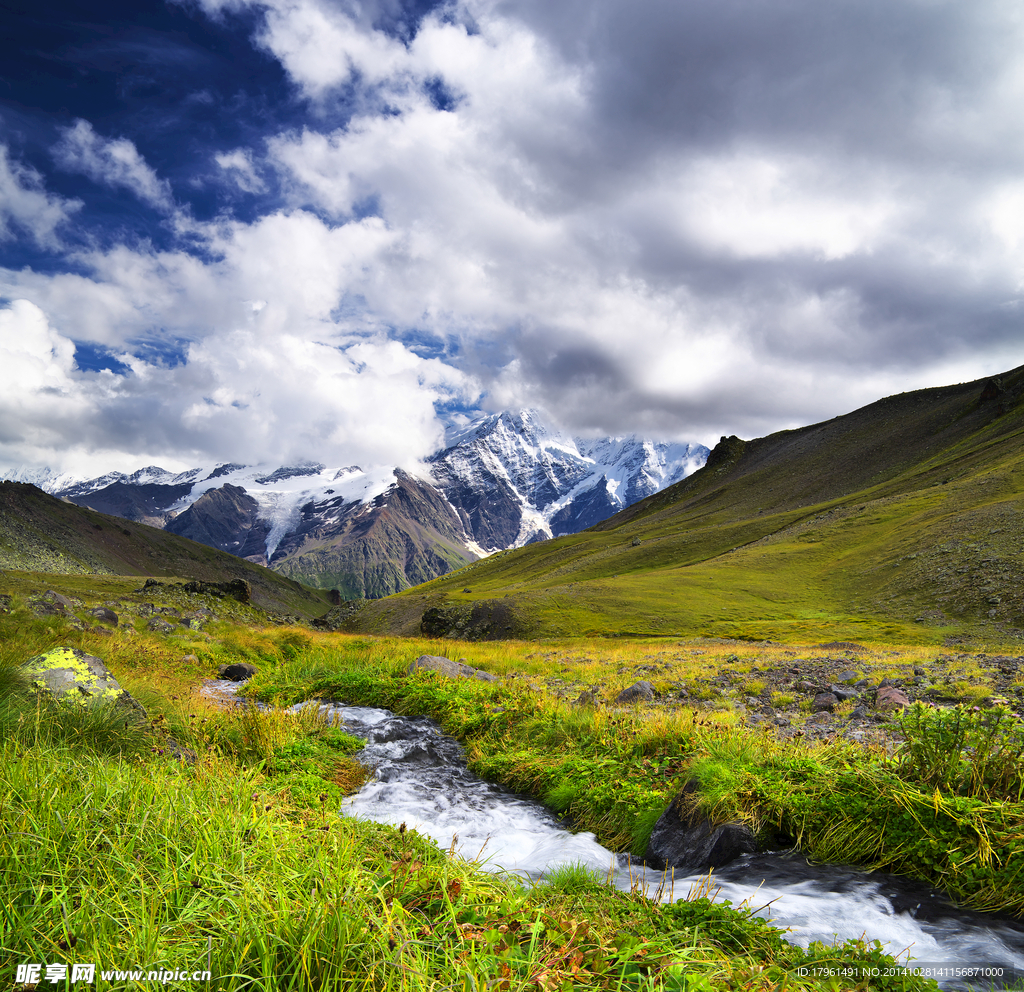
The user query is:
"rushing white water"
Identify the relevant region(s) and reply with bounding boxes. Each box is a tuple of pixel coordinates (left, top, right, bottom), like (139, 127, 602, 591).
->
(293, 701, 1024, 989)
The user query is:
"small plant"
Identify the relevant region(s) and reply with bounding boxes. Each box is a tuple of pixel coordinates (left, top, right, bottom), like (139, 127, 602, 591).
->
(894, 702, 1024, 800)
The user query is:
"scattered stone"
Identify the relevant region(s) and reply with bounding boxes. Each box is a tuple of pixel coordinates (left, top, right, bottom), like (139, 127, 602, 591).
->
(645, 782, 756, 873)
(808, 711, 833, 725)
(218, 662, 258, 682)
(914, 667, 926, 676)
(43, 590, 77, 610)
(795, 681, 816, 693)
(574, 689, 601, 708)
(849, 705, 869, 721)
(89, 607, 119, 626)
(812, 692, 838, 712)
(180, 609, 213, 630)
(29, 591, 84, 626)
(21, 646, 147, 721)
(836, 670, 860, 684)
(615, 681, 656, 704)
(829, 685, 859, 702)
(875, 686, 912, 712)
(147, 618, 175, 634)
(408, 655, 498, 683)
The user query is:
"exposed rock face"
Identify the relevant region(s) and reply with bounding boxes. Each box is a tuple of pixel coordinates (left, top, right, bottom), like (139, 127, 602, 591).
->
(418, 599, 527, 641)
(22, 646, 147, 721)
(644, 782, 756, 873)
(165, 484, 270, 557)
(139, 577, 251, 603)
(407, 655, 498, 683)
(67, 474, 198, 527)
(429, 411, 708, 547)
(271, 470, 474, 599)
(615, 681, 656, 704)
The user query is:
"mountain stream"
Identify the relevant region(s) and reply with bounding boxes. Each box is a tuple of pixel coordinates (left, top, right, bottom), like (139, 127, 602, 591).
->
(201, 681, 1024, 987)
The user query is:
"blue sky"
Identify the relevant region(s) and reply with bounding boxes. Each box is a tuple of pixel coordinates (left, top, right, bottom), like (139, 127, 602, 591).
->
(1, 0, 1023, 476)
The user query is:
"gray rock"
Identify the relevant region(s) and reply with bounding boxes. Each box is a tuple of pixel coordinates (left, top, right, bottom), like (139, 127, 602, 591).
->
(645, 782, 756, 873)
(795, 681, 816, 693)
(408, 655, 498, 683)
(812, 692, 838, 712)
(89, 607, 119, 626)
(828, 684, 858, 702)
(809, 711, 833, 725)
(615, 680, 656, 704)
(218, 662, 258, 682)
(849, 705, 868, 721)
(836, 669, 860, 684)
(147, 618, 175, 633)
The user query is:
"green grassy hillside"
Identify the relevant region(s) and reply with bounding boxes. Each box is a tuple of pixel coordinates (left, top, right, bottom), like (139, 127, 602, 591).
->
(339, 365, 1024, 643)
(0, 482, 335, 619)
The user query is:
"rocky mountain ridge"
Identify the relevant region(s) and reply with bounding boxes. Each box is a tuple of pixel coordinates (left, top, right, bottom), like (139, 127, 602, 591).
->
(5, 411, 708, 599)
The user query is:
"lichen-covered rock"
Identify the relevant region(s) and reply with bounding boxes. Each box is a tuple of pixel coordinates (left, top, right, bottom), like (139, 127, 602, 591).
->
(21, 646, 147, 720)
(407, 655, 498, 682)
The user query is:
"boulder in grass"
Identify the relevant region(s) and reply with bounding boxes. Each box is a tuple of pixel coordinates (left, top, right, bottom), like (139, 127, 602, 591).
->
(21, 646, 147, 721)
(615, 681, 656, 705)
(812, 692, 838, 712)
(218, 662, 258, 682)
(89, 607, 119, 626)
(407, 655, 498, 683)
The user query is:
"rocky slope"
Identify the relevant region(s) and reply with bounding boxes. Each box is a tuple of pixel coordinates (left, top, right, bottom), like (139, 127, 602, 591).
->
(0, 482, 334, 619)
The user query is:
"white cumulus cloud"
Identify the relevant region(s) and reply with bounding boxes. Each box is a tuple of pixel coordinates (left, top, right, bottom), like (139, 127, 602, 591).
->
(53, 120, 174, 212)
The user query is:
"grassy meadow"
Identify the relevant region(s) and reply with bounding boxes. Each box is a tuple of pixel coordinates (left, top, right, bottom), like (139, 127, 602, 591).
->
(4, 571, 1024, 989)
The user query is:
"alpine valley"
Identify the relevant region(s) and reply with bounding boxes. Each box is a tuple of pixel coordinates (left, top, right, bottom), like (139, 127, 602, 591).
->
(4, 411, 707, 599)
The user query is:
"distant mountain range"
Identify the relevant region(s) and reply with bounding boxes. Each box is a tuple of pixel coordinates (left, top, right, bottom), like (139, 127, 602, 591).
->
(5, 411, 707, 599)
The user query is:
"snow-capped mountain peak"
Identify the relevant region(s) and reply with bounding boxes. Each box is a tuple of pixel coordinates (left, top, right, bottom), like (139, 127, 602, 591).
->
(4, 409, 709, 597)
